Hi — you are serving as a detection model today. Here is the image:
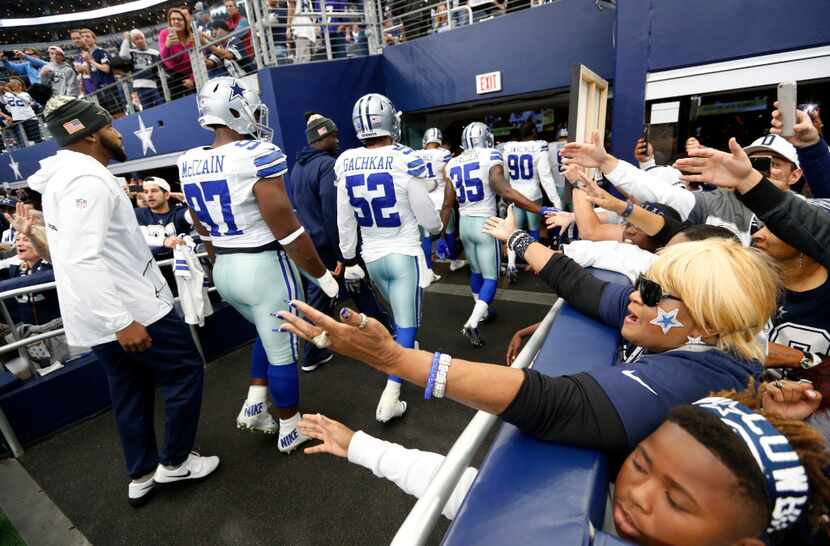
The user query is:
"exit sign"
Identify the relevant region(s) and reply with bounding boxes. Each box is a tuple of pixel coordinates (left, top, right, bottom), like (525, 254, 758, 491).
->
(476, 71, 502, 95)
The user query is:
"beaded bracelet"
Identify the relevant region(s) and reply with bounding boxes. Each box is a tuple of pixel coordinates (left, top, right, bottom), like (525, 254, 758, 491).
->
(425, 352, 442, 400)
(433, 353, 453, 399)
(507, 230, 535, 261)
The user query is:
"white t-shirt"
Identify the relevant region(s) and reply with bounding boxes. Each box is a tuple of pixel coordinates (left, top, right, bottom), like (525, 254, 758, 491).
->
(414, 147, 453, 210)
(336, 143, 441, 263)
(292, 0, 318, 42)
(178, 139, 288, 250)
(446, 147, 503, 217)
(28, 150, 173, 347)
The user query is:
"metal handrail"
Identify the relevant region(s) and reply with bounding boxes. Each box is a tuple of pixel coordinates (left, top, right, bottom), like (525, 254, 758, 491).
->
(390, 297, 564, 546)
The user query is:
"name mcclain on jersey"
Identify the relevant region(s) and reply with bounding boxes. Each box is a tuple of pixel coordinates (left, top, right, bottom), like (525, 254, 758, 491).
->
(179, 154, 226, 178)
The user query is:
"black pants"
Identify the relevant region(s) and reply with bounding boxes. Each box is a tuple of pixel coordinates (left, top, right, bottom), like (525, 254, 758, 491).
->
(92, 311, 204, 479)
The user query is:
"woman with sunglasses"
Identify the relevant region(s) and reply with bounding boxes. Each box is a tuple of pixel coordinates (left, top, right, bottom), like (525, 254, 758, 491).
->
(277, 224, 779, 455)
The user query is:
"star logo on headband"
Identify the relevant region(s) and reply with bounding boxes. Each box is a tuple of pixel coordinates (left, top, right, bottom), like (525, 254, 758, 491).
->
(133, 115, 156, 156)
(229, 81, 245, 100)
(650, 307, 684, 335)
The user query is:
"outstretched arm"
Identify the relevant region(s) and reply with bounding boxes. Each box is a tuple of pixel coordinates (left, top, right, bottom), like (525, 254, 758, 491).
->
(489, 164, 543, 214)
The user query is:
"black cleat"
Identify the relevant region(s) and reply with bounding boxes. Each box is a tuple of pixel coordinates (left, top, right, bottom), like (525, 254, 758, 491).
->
(479, 309, 497, 325)
(462, 326, 485, 348)
(506, 267, 518, 285)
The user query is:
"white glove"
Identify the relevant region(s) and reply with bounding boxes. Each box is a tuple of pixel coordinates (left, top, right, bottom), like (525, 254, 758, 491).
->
(344, 264, 366, 293)
(317, 270, 340, 299)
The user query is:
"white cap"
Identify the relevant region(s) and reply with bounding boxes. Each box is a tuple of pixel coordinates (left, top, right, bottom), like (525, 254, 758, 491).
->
(743, 134, 799, 168)
(645, 165, 685, 188)
(143, 176, 171, 193)
(48, 46, 65, 56)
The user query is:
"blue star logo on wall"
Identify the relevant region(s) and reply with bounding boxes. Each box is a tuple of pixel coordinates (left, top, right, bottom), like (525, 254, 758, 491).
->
(649, 307, 684, 335)
(229, 81, 245, 100)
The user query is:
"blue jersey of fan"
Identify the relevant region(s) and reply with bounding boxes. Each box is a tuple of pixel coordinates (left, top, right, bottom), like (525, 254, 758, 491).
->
(445, 148, 503, 217)
(335, 144, 427, 263)
(177, 139, 287, 249)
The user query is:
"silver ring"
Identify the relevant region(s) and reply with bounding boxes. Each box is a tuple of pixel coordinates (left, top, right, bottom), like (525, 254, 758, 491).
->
(311, 331, 330, 349)
(775, 380, 785, 389)
(358, 313, 369, 330)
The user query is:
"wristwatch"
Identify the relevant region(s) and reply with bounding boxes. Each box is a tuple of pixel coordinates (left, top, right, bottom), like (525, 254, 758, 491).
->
(800, 351, 823, 370)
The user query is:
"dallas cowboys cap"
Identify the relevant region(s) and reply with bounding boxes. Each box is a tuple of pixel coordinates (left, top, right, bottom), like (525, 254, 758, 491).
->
(743, 134, 799, 167)
(0, 197, 18, 209)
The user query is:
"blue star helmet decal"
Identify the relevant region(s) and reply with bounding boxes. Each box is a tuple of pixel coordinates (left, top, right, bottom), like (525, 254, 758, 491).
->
(229, 81, 245, 100)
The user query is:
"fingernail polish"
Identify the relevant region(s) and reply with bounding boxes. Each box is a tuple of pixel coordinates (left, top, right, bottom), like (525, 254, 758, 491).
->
(339, 308, 351, 319)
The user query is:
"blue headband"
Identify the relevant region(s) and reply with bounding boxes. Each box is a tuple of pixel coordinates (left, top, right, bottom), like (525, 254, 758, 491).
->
(693, 397, 809, 534)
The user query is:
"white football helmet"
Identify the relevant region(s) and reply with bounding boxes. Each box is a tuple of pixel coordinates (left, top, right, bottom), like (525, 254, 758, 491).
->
(462, 122, 493, 149)
(352, 93, 399, 142)
(197, 77, 272, 141)
(422, 127, 442, 147)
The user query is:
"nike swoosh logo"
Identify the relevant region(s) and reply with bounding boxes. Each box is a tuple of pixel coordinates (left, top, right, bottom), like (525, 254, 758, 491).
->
(166, 470, 191, 478)
(622, 369, 658, 396)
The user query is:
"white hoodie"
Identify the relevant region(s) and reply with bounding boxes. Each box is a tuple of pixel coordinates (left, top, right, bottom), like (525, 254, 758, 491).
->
(28, 150, 173, 347)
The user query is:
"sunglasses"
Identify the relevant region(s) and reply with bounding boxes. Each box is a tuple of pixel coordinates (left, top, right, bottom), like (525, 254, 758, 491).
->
(635, 275, 683, 307)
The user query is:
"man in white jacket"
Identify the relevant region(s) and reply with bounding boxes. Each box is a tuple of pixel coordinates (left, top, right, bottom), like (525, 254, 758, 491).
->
(28, 96, 219, 507)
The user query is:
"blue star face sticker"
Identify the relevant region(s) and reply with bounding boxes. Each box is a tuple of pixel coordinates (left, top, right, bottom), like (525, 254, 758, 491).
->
(649, 306, 684, 335)
(229, 81, 245, 100)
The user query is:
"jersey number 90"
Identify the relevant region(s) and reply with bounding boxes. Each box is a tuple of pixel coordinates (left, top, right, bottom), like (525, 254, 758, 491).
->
(507, 154, 533, 180)
(346, 173, 401, 228)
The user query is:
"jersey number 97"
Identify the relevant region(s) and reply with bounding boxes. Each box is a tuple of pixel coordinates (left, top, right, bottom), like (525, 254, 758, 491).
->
(183, 180, 243, 236)
(346, 173, 401, 228)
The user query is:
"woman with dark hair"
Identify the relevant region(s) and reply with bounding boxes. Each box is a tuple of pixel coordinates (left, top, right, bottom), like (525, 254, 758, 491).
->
(159, 7, 195, 99)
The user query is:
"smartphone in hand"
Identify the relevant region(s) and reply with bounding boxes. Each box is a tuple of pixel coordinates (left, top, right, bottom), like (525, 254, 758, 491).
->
(777, 81, 797, 137)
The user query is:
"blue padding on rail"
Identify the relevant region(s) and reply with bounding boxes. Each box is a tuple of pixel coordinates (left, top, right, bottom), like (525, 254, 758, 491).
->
(442, 269, 632, 546)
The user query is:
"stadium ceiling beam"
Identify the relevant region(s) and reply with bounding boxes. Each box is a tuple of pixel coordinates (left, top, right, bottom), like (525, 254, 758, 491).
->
(0, 0, 169, 28)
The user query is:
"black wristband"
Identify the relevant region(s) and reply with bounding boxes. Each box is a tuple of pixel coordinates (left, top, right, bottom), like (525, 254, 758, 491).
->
(343, 256, 360, 267)
(507, 230, 535, 261)
(621, 202, 635, 218)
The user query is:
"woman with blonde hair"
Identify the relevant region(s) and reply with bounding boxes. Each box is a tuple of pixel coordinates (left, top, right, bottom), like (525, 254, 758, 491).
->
(159, 7, 195, 98)
(278, 214, 781, 454)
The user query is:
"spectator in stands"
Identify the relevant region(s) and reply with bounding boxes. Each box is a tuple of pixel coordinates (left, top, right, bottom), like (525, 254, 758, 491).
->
(286, 113, 391, 372)
(224, 0, 255, 62)
(4, 201, 49, 263)
(1, 233, 58, 326)
(134, 176, 192, 261)
(0, 79, 43, 146)
(159, 7, 196, 99)
(71, 29, 95, 97)
(383, 17, 401, 45)
(31, 96, 218, 506)
(194, 2, 214, 32)
(0, 197, 20, 245)
(1, 49, 45, 85)
(266, 0, 291, 64)
(81, 29, 126, 118)
(280, 235, 779, 456)
(432, 3, 451, 33)
(295, 388, 830, 546)
(322, 0, 349, 59)
(289, 0, 319, 63)
(39, 47, 80, 98)
(204, 20, 255, 78)
(119, 29, 163, 110)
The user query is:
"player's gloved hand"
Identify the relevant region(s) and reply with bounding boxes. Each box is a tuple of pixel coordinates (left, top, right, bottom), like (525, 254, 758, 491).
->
(435, 239, 450, 261)
(318, 270, 340, 299)
(540, 207, 560, 216)
(344, 264, 366, 293)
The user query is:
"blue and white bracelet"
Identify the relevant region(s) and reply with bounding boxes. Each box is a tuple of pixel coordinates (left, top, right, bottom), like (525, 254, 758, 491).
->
(425, 352, 453, 400)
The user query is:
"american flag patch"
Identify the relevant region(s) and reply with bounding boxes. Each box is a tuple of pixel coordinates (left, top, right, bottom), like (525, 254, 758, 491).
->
(63, 119, 85, 134)
(317, 127, 327, 136)
(75, 198, 87, 209)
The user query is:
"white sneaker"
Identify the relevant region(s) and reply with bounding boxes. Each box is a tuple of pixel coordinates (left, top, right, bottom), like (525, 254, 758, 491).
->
(236, 399, 278, 434)
(154, 452, 220, 484)
(376, 385, 408, 423)
(449, 259, 467, 272)
(301, 353, 334, 373)
(128, 476, 155, 507)
(278, 422, 310, 454)
(431, 271, 442, 283)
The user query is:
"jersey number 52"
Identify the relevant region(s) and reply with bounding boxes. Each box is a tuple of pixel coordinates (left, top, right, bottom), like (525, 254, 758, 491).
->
(346, 173, 401, 228)
(183, 180, 243, 236)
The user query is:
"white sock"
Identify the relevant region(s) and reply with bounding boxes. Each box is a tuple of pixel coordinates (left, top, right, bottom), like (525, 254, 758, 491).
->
(279, 412, 300, 430)
(472, 292, 479, 302)
(465, 300, 489, 329)
(383, 379, 401, 397)
(507, 249, 516, 270)
(247, 384, 267, 403)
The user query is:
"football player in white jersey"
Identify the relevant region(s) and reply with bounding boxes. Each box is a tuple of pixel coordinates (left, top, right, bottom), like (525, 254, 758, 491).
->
(441, 121, 557, 347)
(414, 128, 466, 281)
(336, 93, 443, 422)
(178, 77, 339, 453)
(500, 120, 562, 283)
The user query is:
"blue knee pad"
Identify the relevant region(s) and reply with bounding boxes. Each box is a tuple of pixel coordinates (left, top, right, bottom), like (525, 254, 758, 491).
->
(267, 363, 299, 409)
(529, 229, 540, 241)
(421, 236, 433, 268)
(470, 272, 483, 296)
(250, 337, 268, 380)
(479, 279, 498, 304)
